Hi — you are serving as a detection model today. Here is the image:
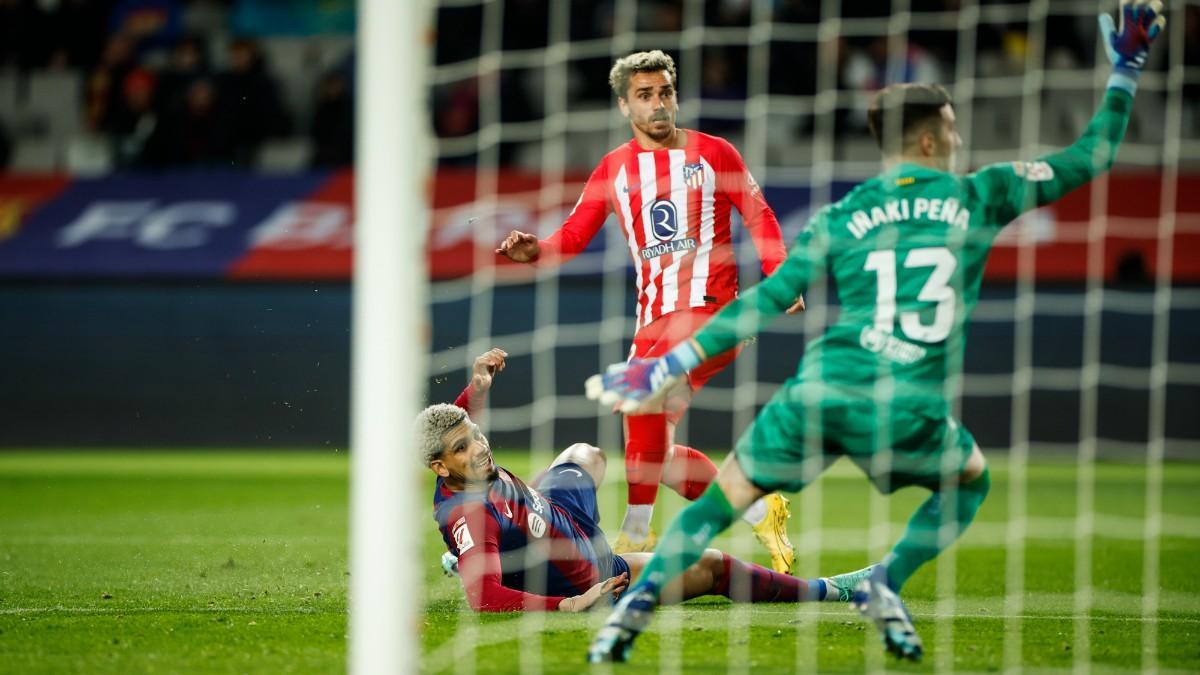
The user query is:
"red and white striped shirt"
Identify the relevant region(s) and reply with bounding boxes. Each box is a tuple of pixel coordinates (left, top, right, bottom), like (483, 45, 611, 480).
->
(538, 130, 787, 330)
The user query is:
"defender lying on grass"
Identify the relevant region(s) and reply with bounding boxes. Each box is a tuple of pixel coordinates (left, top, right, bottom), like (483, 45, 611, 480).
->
(420, 348, 871, 612)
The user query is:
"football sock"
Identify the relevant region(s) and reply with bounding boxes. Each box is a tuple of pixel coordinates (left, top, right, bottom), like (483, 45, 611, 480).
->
(624, 413, 668, 509)
(619, 504, 654, 541)
(713, 553, 820, 603)
(883, 466, 992, 591)
(659, 445, 768, 525)
(661, 444, 717, 500)
(634, 482, 737, 594)
(740, 498, 768, 527)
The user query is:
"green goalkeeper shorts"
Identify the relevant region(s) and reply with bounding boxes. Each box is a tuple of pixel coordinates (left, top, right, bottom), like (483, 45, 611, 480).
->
(733, 381, 977, 495)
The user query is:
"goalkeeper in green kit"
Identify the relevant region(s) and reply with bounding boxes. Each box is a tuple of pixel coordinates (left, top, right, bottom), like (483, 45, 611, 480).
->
(585, 0, 1166, 664)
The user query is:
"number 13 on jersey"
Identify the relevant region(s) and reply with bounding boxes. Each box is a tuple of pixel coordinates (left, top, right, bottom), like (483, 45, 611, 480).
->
(863, 246, 958, 343)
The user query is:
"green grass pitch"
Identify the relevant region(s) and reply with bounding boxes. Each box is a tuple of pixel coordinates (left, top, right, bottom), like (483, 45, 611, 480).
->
(1, 450, 1197, 673)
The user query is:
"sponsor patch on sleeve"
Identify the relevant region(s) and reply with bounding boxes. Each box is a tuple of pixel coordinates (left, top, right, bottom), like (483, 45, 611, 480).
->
(526, 513, 547, 538)
(452, 516, 475, 554)
(747, 172, 761, 197)
(1012, 161, 1054, 182)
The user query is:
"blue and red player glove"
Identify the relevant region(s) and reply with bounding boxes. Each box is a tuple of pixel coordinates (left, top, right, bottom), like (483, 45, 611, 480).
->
(1099, 0, 1166, 95)
(585, 341, 703, 414)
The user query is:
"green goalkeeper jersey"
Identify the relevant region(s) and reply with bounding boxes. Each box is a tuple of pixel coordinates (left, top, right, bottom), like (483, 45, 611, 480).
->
(692, 89, 1134, 415)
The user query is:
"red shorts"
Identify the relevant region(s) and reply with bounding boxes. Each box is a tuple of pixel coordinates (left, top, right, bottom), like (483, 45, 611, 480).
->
(630, 308, 741, 423)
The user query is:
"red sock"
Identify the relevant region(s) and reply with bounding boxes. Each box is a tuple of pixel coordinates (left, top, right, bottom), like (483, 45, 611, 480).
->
(712, 553, 809, 603)
(661, 444, 718, 501)
(625, 413, 667, 505)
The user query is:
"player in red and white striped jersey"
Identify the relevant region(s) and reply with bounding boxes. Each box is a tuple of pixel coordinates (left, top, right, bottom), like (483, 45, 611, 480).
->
(498, 50, 803, 573)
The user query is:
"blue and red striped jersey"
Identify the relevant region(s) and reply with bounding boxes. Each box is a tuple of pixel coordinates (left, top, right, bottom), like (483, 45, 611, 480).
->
(433, 466, 612, 611)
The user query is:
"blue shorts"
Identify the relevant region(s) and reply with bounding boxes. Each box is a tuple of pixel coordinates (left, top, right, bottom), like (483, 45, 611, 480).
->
(534, 462, 629, 580)
(536, 462, 601, 537)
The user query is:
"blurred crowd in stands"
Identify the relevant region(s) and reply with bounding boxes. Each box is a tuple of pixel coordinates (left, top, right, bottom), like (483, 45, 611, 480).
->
(0, 0, 1195, 172)
(0, 0, 353, 171)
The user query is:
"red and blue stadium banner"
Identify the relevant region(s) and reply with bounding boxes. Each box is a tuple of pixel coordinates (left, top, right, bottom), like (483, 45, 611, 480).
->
(0, 170, 1197, 282)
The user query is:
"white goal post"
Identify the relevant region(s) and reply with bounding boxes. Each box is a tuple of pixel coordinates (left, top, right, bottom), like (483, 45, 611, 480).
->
(350, 0, 431, 673)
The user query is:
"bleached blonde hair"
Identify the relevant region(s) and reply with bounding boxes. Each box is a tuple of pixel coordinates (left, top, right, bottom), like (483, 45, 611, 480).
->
(416, 403, 468, 467)
(608, 50, 676, 99)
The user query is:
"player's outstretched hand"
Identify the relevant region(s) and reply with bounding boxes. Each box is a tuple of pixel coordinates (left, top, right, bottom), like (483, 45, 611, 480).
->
(585, 356, 682, 415)
(496, 230, 540, 263)
(470, 348, 507, 393)
(1099, 0, 1165, 74)
(559, 572, 630, 612)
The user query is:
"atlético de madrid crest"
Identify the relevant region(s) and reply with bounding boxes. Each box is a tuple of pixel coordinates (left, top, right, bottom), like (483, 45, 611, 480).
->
(683, 162, 704, 190)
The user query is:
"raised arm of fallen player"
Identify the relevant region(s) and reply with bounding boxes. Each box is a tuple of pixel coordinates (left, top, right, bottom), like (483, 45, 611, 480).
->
(454, 347, 508, 415)
(470, 347, 507, 392)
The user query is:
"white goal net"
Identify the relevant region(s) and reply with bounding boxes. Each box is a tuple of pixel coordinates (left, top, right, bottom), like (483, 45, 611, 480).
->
(417, 1, 1200, 672)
